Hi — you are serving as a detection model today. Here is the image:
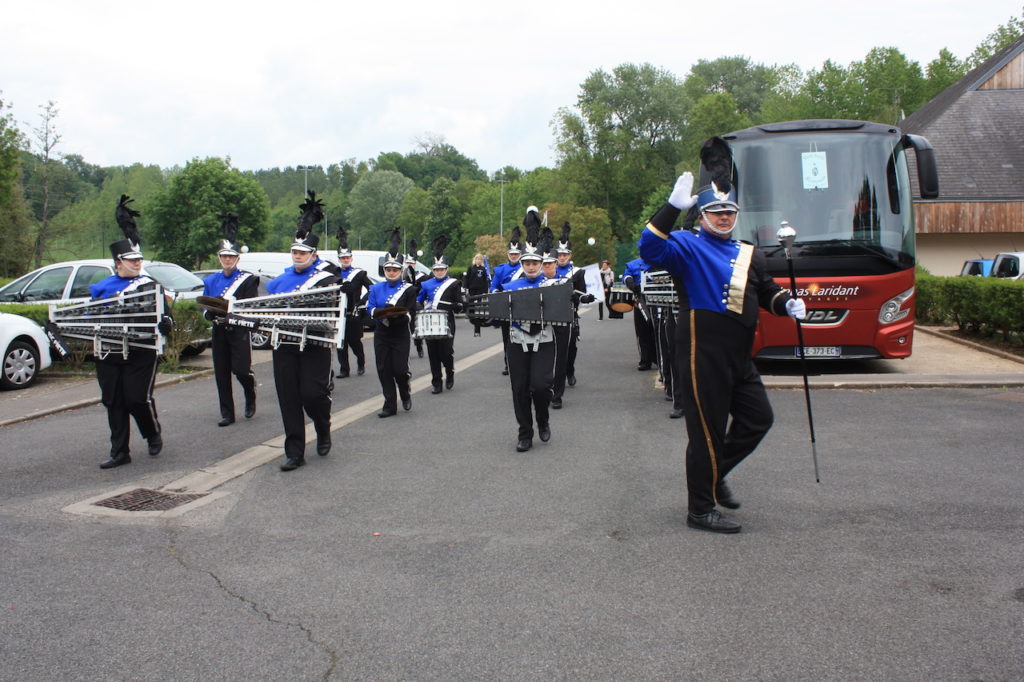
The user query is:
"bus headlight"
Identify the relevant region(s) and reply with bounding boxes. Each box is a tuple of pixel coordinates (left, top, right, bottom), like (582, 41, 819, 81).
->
(878, 286, 914, 324)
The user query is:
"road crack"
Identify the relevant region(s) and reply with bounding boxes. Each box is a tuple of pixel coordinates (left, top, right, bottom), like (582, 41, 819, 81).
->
(163, 527, 339, 681)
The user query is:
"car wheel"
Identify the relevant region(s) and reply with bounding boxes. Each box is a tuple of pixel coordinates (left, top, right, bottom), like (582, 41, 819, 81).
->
(250, 331, 272, 350)
(1, 340, 41, 390)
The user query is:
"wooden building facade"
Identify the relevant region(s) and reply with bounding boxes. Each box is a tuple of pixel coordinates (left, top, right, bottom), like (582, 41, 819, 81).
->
(900, 34, 1024, 275)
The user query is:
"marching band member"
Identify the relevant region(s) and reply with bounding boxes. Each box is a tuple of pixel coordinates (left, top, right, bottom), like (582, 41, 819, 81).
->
(267, 192, 339, 471)
(202, 213, 259, 427)
(403, 245, 426, 359)
(93, 195, 172, 469)
(639, 170, 805, 533)
(491, 224, 524, 375)
(541, 228, 570, 410)
(622, 256, 656, 371)
(552, 222, 595, 405)
(416, 236, 463, 394)
(333, 227, 372, 378)
(503, 224, 555, 453)
(367, 230, 419, 418)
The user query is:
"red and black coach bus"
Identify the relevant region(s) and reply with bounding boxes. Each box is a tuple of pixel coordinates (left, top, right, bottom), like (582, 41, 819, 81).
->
(703, 120, 939, 359)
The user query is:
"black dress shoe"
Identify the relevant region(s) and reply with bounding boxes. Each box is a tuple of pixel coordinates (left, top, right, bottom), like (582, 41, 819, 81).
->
(516, 438, 532, 452)
(357, 364, 365, 375)
(244, 397, 256, 419)
(474, 330, 481, 337)
(445, 374, 454, 390)
(551, 398, 562, 409)
(218, 417, 235, 427)
(402, 396, 412, 411)
(501, 368, 509, 376)
(670, 407, 685, 419)
(316, 435, 331, 456)
(337, 370, 350, 379)
(99, 452, 131, 469)
(638, 363, 652, 371)
(538, 425, 551, 442)
(686, 510, 741, 534)
(716, 481, 740, 509)
(378, 409, 397, 418)
(567, 374, 576, 387)
(417, 347, 424, 358)
(280, 457, 305, 471)
(431, 385, 443, 394)
(147, 435, 163, 457)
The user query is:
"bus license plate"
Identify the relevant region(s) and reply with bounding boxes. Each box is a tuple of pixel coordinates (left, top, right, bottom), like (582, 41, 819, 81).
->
(798, 346, 840, 358)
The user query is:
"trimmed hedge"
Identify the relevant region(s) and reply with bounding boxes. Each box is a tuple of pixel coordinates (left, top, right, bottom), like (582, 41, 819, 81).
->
(916, 269, 1024, 340)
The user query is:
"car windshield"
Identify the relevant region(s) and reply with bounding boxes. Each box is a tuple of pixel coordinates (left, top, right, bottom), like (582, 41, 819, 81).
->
(146, 263, 205, 291)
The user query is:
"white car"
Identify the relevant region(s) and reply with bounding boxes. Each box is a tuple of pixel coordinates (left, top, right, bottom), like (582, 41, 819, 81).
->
(0, 312, 53, 390)
(0, 258, 206, 305)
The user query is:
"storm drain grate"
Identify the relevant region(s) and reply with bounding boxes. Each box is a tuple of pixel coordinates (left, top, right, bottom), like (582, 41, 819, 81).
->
(93, 488, 208, 511)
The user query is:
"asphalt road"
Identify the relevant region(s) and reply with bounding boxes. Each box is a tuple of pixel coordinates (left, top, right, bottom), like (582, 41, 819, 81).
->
(1, 311, 1022, 680)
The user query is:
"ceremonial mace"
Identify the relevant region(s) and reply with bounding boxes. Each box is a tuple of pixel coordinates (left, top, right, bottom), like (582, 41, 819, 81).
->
(778, 221, 820, 483)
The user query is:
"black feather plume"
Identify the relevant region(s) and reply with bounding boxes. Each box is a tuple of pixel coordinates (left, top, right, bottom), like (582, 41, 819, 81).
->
(523, 208, 542, 231)
(296, 190, 325, 238)
(539, 227, 554, 257)
(116, 194, 142, 247)
(509, 226, 521, 249)
(336, 225, 349, 251)
(432, 234, 449, 260)
(387, 228, 402, 258)
(219, 212, 239, 243)
(700, 137, 734, 193)
(525, 219, 539, 250)
(408, 239, 418, 261)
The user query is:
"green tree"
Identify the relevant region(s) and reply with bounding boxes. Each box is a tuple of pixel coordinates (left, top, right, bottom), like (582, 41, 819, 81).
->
(684, 93, 750, 169)
(148, 157, 270, 268)
(553, 63, 690, 240)
(423, 176, 464, 261)
(373, 138, 487, 189)
(966, 10, 1024, 68)
(345, 169, 414, 250)
(24, 102, 82, 267)
(850, 47, 926, 122)
(398, 186, 430, 248)
(683, 56, 779, 119)
(0, 94, 32, 276)
(922, 48, 967, 103)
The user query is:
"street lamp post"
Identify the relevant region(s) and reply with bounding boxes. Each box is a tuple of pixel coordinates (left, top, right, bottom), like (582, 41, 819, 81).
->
(496, 172, 506, 239)
(296, 164, 314, 196)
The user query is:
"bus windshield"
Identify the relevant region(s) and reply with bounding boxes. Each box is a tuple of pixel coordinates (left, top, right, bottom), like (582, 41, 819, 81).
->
(729, 131, 915, 271)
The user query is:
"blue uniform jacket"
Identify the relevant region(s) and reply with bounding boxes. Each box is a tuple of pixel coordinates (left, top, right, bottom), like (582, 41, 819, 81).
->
(267, 258, 333, 294)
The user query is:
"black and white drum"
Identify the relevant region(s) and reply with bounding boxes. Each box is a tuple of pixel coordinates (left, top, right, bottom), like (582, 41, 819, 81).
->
(414, 309, 452, 339)
(608, 286, 635, 313)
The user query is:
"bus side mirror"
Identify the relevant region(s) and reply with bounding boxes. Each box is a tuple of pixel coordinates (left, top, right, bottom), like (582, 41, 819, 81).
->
(902, 134, 939, 199)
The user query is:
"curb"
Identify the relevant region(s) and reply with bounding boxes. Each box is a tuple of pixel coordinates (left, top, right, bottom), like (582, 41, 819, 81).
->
(916, 326, 1024, 365)
(0, 367, 214, 429)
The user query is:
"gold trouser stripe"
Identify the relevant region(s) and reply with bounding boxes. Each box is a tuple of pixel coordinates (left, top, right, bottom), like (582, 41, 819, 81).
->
(689, 309, 719, 505)
(727, 243, 754, 314)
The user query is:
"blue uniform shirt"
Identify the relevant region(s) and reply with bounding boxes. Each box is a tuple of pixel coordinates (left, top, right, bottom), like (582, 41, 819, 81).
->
(90, 273, 154, 300)
(417, 275, 452, 309)
(202, 269, 252, 298)
(267, 257, 328, 294)
(367, 278, 412, 319)
(491, 261, 522, 292)
(638, 228, 745, 315)
(621, 258, 650, 285)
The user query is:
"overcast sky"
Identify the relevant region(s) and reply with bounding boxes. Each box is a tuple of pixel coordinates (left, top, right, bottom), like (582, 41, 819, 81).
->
(3, 0, 1020, 175)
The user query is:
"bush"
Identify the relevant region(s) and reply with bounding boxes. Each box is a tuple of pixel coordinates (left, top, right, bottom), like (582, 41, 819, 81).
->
(915, 272, 1024, 341)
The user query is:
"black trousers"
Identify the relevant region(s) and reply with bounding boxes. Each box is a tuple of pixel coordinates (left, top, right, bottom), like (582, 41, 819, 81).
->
(95, 349, 161, 457)
(424, 317, 455, 387)
(374, 321, 411, 411)
(633, 307, 656, 367)
(408, 311, 423, 353)
(336, 314, 365, 373)
(551, 325, 570, 400)
(272, 344, 333, 460)
(664, 312, 683, 410)
(506, 338, 555, 441)
(566, 318, 579, 379)
(212, 324, 255, 419)
(677, 310, 773, 514)
(500, 322, 511, 371)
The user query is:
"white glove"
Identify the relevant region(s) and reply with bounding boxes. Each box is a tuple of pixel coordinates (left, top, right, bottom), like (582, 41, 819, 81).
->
(786, 298, 806, 320)
(668, 172, 697, 211)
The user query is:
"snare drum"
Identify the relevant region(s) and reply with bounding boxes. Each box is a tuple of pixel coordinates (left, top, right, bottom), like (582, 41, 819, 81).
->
(608, 286, 635, 313)
(414, 309, 452, 339)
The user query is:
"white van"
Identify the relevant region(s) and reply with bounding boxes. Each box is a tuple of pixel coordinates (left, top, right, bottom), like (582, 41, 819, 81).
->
(237, 250, 431, 281)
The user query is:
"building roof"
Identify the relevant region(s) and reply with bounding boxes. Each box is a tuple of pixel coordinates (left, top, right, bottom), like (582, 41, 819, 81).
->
(900, 34, 1024, 201)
